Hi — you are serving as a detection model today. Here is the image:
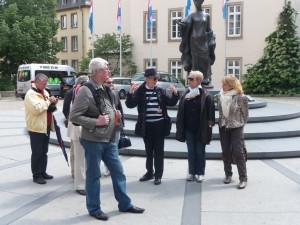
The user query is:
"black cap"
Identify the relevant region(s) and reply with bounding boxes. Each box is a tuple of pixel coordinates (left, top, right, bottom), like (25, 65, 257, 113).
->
(144, 68, 157, 77)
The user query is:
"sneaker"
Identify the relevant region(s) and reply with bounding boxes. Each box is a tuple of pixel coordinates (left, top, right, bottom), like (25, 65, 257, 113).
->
(238, 181, 247, 189)
(195, 175, 204, 183)
(186, 174, 194, 181)
(223, 176, 232, 184)
(102, 169, 110, 177)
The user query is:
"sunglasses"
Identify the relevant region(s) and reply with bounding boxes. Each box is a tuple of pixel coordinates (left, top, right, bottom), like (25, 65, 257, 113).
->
(188, 77, 195, 81)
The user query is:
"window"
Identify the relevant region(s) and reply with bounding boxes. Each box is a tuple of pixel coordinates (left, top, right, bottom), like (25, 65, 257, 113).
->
(61, 60, 68, 65)
(169, 60, 182, 80)
(227, 4, 242, 38)
(61, 0, 67, 6)
(61, 15, 67, 29)
(61, 37, 67, 51)
(169, 9, 182, 41)
(71, 36, 78, 51)
(145, 11, 157, 42)
(71, 0, 77, 4)
(226, 58, 242, 80)
(144, 59, 157, 70)
(71, 13, 78, 28)
(71, 60, 79, 71)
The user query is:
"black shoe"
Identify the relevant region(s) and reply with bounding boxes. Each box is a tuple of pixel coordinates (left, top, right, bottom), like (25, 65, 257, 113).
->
(120, 205, 145, 213)
(33, 177, 46, 184)
(42, 173, 53, 180)
(139, 174, 154, 182)
(154, 178, 161, 185)
(76, 190, 86, 195)
(90, 211, 109, 221)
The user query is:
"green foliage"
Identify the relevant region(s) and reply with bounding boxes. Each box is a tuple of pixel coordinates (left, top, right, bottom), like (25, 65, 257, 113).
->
(243, 1, 300, 95)
(0, 76, 15, 91)
(80, 33, 137, 76)
(0, 0, 61, 91)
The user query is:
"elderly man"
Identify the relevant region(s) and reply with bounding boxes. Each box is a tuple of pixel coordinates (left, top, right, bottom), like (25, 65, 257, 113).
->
(24, 73, 58, 184)
(69, 58, 144, 221)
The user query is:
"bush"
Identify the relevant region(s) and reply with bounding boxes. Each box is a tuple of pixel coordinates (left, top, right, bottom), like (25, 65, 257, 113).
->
(0, 76, 15, 91)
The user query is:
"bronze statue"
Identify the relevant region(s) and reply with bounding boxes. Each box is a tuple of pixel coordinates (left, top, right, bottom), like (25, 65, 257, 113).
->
(178, 0, 216, 85)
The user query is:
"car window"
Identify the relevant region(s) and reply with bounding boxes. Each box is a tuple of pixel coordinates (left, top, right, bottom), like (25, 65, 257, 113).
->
(132, 74, 144, 81)
(113, 79, 121, 84)
(122, 79, 131, 85)
(170, 75, 178, 83)
(159, 74, 170, 82)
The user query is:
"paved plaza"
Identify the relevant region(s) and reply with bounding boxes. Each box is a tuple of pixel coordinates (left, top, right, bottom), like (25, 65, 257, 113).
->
(0, 96, 300, 225)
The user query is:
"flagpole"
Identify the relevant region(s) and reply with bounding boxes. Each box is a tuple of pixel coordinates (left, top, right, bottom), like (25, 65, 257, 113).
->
(117, 0, 122, 77)
(91, 0, 94, 59)
(119, 32, 122, 77)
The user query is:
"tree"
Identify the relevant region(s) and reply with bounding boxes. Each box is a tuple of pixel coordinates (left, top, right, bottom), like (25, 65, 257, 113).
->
(243, 1, 300, 95)
(80, 33, 137, 77)
(0, 0, 61, 90)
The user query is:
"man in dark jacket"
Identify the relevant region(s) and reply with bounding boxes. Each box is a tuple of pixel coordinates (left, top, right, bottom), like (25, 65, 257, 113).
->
(125, 68, 179, 185)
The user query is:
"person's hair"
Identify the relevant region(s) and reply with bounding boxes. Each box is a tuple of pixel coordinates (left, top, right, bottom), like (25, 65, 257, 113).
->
(76, 71, 88, 78)
(189, 70, 203, 83)
(221, 75, 244, 94)
(89, 58, 108, 76)
(35, 73, 48, 82)
(75, 75, 89, 86)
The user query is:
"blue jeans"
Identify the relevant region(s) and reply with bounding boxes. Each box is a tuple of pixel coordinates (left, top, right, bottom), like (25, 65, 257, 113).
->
(185, 131, 206, 175)
(80, 139, 132, 214)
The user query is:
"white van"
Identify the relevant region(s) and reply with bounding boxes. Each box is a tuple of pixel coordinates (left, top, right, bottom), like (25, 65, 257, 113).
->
(16, 64, 76, 99)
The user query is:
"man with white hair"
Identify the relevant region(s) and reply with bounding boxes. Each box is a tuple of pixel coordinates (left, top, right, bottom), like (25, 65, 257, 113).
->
(69, 58, 145, 221)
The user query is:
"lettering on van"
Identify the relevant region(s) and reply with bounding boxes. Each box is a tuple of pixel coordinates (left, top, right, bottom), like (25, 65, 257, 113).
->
(39, 66, 59, 70)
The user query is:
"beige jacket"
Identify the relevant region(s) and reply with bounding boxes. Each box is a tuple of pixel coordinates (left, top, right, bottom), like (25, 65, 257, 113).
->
(24, 84, 55, 133)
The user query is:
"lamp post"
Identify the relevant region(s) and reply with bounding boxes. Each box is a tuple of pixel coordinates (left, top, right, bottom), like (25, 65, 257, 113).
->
(6, 59, 11, 80)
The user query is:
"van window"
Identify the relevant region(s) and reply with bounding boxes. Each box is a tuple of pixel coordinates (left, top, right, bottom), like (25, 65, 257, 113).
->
(18, 70, 31, 82)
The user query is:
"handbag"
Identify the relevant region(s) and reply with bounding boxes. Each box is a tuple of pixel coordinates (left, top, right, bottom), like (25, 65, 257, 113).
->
(118, 129, 132, 149)
(164, 114, 172, 136)
(231, 143, 248, 164)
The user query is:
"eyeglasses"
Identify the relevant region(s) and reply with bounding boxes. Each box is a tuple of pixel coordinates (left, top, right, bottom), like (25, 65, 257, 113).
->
(106, 81, 114, 84)
(188, 77, 195, 81)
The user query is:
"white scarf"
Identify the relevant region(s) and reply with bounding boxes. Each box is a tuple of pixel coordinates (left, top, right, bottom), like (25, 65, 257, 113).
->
(185, 85, 202, 99)
(220, 89, 237, 118)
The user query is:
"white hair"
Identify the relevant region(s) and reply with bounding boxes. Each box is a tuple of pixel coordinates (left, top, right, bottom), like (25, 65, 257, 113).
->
(89, 58, 108, 76)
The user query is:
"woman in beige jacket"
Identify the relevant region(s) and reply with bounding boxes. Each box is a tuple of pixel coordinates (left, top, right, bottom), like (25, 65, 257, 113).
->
(217, 75, 249, 189)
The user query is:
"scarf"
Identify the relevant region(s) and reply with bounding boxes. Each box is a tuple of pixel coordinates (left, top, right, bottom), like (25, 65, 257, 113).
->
(185, 85, 202, 99)
(220, 89, 237, 118)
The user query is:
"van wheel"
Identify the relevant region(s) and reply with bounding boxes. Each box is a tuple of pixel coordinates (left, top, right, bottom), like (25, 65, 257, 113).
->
(119, 90, 126, 99)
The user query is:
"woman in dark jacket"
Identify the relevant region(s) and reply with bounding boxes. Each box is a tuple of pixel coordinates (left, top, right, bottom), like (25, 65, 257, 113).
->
(125, 68, 179, 185)
(176, 70, 215, 183)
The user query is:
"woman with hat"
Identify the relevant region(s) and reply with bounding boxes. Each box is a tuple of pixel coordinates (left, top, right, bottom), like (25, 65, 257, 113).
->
(125, 68, 179, 185)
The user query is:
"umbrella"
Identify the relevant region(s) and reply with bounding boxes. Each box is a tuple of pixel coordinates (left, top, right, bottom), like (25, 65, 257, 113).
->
(53, 116, 69, 166)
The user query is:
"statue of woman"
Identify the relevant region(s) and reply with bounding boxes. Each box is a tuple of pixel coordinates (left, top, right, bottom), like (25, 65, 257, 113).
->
(178, 0, 216, 85)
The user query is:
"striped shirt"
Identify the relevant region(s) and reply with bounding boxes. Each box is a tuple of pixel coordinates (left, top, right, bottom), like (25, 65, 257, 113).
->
(145, 88, 164, 123)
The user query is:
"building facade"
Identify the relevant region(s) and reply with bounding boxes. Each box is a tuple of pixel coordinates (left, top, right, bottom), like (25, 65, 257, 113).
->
(56, 0, 91, 72)
(56, 0, 299, 87)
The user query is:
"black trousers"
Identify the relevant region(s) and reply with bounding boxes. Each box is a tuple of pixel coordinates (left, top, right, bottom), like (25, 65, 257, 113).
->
(29, 127, 50, 178)
(143, 120, 165, 179)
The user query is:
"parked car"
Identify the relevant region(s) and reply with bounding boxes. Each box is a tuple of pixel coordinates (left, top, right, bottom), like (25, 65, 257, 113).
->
(60, 76, 76, 98)
(131, 72, 185, 97)
(112, 77, 132, 99)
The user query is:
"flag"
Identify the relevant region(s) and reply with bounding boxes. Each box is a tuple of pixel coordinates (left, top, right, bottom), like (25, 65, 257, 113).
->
(147, 0, 153, 28)
(185, 0, 192, 17)
(222, 0, 229, 19)
(88, 0, 93, 33)
(117, 0, 121, 31)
